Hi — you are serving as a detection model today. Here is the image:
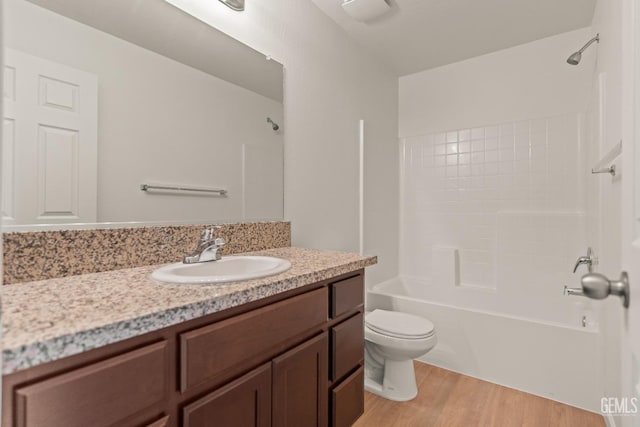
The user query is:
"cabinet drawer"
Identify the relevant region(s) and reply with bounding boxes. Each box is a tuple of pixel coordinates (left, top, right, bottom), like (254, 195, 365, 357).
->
(331, 366, 364, 427)
(181, 287, 328, 392)
(183, 363, 271, 427)
(330, 274, 363, 318)
(331, 312, 364, 381)
(14, 341, 168, 427)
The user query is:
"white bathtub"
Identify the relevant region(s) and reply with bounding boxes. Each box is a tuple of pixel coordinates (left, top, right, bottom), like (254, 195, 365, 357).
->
(367, 277, 602, 413)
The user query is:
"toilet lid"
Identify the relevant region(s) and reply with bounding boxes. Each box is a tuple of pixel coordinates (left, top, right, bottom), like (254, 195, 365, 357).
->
(365, 309, 435, 339)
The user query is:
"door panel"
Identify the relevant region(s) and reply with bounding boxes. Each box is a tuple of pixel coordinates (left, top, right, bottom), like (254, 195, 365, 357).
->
(272, 333, 328, 427)
(2, 48, 97, 225)
(183, 363, 271, 427)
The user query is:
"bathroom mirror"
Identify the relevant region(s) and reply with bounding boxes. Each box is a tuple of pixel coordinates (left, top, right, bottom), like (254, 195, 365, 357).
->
(2, 0, 284, 230)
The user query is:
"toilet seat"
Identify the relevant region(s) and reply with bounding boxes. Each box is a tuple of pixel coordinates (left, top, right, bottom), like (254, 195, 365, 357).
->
(365, 309, 435, 340)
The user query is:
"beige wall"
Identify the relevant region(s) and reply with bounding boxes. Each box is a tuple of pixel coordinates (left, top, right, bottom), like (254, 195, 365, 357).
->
(166, 0, 400, 287)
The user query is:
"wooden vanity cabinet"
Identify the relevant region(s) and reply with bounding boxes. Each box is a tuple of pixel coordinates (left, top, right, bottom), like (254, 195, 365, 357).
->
(328, 274, 365, 427)
(13, 341, 170, 427)
(182, 363, 272, 427)
(2, 269, 365, 427)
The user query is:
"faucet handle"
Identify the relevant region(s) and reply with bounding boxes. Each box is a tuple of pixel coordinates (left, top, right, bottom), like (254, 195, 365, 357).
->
(573, 247, 595, 273)
(200, 226, 221, 242)
(573, 257, 592, 273)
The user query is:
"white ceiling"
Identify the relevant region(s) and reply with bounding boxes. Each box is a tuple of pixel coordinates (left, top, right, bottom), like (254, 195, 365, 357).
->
(311, 0, 597, 76)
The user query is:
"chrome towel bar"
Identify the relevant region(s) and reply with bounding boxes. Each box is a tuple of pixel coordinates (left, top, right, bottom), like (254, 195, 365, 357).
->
(140, 184, 227, 196)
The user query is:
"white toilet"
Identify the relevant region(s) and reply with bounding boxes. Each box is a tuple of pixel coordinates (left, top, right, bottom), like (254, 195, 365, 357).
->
(364, 309, 437, 401)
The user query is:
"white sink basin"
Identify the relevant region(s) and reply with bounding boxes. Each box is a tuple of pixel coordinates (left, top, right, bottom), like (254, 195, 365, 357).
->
(152, 255, 292, 284)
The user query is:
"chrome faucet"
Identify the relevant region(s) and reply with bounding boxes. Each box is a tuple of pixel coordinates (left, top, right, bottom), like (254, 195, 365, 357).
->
(563, 285, 584, 296)
(573, 247, 595, 273)
(183, 226, 226, 264)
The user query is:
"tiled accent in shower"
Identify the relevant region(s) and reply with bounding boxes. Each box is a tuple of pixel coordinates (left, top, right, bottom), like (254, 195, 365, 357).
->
(401, 113, 586, 292)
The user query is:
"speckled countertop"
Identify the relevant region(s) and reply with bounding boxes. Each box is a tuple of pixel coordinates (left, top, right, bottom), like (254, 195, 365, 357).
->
(2, 247, 376, 375)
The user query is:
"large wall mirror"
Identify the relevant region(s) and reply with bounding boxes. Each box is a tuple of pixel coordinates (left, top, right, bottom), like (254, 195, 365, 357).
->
(2, 0, 284, 230)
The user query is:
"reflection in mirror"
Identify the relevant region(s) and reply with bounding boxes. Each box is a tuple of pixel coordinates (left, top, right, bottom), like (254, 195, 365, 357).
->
(2, 0, 284, 230)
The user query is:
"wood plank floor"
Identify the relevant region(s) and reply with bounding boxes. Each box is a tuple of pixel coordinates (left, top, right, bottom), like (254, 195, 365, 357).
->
(353, 362, 605, 427)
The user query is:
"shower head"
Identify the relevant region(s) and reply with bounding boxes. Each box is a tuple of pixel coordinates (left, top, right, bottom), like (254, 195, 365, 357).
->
(219, 0, 244, 11)
(266, 117, 279, 131)
(566, 51, 582, 65)
(566, 34, 599, 65)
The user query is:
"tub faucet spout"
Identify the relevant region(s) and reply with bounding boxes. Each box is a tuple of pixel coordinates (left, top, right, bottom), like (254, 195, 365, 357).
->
(563, 285, 584, 296)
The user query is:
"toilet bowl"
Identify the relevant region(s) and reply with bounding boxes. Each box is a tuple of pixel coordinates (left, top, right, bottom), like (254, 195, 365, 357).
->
(364, 309, 437, 401)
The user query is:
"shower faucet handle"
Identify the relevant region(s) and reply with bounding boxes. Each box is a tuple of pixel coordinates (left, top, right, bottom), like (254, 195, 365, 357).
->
(573, 257, 592, 273)
(573, 247, 596, 273)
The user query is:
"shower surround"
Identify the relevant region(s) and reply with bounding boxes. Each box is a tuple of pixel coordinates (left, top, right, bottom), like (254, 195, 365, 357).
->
(388, 27, 603, 413)
(383, 113, 601, 411)
(400, 113, 590, 326)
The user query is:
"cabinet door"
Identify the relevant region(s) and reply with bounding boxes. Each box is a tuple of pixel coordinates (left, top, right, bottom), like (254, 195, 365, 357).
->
(272, 333, 328, 427)
(14, 341, 168, 427)
(183, 363, 271, 427)
(331, 367, 364, 427)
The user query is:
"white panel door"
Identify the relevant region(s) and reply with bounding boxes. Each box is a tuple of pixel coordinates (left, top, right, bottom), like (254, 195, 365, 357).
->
(2, 48, 97, 225)
(3, 64, 17, 222)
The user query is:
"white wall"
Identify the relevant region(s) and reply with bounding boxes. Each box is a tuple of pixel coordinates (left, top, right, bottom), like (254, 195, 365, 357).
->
(1, 0, 4, 292)
(4, 0, 284, 223)
(165, 0, 400, 286)
(400, 28, 595, 137)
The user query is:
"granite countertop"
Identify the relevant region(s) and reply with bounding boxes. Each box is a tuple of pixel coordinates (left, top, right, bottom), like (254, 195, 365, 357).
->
(1, 247, 376, 375)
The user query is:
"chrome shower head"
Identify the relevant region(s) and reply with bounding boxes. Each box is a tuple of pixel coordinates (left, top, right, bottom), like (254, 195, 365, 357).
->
(567, 34, 599, 65)
(266, 117, 279, 131)
(219, 0, 244, 11)
(567, 51, 582, 65)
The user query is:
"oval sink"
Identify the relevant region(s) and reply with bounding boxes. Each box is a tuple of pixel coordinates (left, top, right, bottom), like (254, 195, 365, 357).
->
(152, 255, 292, 284)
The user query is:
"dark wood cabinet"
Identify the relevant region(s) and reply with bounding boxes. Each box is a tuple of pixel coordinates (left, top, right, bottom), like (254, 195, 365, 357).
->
(183, 363, 271, 427)
(330, 275, 364, 318)
(180, 288, 327, 393)
(2, 270, 365, 427)
(331, 367, 364, 427)
(273, 333, 328, 427)
(331, 313, 364, 382)
(328, 274, 365, 427)
(14, 341, 169, 427)
(146, 415, 171, 427)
